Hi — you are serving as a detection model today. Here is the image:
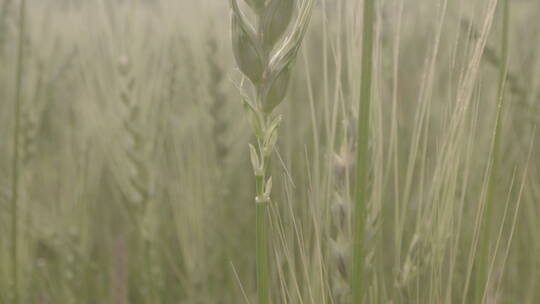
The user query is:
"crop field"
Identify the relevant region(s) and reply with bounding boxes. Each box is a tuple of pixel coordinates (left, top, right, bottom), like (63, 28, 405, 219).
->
(0, 0, 539, 303)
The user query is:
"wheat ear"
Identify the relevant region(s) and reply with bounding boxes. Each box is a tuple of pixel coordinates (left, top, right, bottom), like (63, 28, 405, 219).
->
(330, 122, 354, 302)
(229, 0, 313, 302)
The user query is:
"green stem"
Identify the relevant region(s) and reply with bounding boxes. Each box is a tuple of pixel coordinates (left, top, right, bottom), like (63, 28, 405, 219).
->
(475, 0, 509, 303)
(352, 0, 375, 303)
(11, 0, 26, 303)
(256, 201, 269, 304)
(255, 153, 269, 304)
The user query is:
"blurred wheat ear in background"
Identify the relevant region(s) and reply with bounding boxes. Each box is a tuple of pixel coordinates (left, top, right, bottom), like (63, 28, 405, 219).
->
(0, 0, 539, 303)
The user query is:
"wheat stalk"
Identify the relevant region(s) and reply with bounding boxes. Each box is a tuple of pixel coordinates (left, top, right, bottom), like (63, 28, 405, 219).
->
(229, 0, 313, 302)
(352, 0, 375, 303)
(10, 0, 25, 303)
(475, 0, 510, 302)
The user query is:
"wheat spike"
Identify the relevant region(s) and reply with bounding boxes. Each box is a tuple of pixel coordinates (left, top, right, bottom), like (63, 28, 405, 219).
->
(230, 0, 314, 302)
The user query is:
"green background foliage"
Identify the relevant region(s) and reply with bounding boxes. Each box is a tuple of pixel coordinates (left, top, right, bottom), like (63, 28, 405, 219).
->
(0, 0, 539, 303)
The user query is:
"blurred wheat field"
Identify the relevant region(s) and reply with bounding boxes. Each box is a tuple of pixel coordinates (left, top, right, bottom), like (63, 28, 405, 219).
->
(0, 0, 539, 303)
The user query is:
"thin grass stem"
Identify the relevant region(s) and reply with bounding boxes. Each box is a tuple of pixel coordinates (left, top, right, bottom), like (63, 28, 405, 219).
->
(11, 0, 26, 303)
(352, 0, 375, 303)
(475, 0, 509, 303)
